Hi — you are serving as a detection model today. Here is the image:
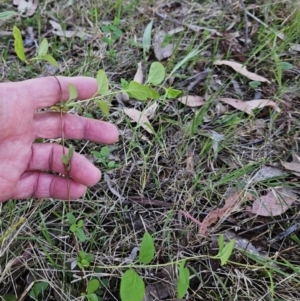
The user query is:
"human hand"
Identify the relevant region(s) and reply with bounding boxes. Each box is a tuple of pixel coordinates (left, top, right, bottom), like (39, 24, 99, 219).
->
(0, 76, 119, 202)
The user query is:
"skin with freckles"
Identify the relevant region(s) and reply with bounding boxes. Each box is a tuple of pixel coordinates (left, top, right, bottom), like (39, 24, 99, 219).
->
(0, 76, 119, 202)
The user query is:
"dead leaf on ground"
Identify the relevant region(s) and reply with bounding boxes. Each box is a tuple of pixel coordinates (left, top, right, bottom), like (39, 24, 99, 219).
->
(143, 283, 171, 301)
(250, 188, 298, 216)
(143, 102, 158, 120)
(153, 30, 174, 61)
(220, 98, 280, 114)
(177, 95, 205, 107)
(133, 62, 143, 84)
(49, 20, 91, 40)
(14, 0, 39, 16)
(252, 166, 286, 182)
(123, 108, 153, 134)
(281, 161, 300, 177)
(214, 60, 270, 83)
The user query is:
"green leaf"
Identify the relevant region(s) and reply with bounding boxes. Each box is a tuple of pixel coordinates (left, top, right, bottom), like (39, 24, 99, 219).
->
(68, 84, 78, 101)
(97, 70, 109, 95)
(177, 260, 190, 299)
(1, 294, 17, 301)
(166, 88, 181, 99)
(70, 224, 77, 233)
(0, 11, 18, 20)
(29, 281, 49, 301)
(86, 294, 98, 301)
(218, 234, 224, 252)
(139, 232, 155, 264)
(142, 20, 153, 55)
(62, 154, 69, 165)
(249, 81, 261, 88)
(13, 26, 26, 62)
(218, 239, 235, 266)
(97, 100, 109, 117)
(41, 54, 58, 67)
(76, 228, 87, 242)
(280, 61, 293, 71)
(108, 161, 115, 168)
(120, 269, 145, 301)
(147, 62, 165, 85)
(121, 78, 129, 89)
(68, 144, 74, 160)
(38, 39, 49, 57)
(87, 279, 100, 294)
(77, 219, 84, 228)
(126, 81, 159, 100)
(85, 253, 94, 262)
(66, 213, 76, 225)
(100, 146, 110, 158)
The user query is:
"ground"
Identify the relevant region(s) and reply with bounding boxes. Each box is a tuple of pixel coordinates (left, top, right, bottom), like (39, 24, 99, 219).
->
(1, 0, 300, 300)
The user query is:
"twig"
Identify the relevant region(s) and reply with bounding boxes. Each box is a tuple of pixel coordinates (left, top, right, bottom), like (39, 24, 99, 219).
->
(239, 0, 249, 45)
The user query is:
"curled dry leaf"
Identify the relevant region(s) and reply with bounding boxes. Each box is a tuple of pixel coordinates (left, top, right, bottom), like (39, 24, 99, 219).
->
(124, 108, 153, 134)
(220, 98, 280, 114)
(199, 191, 247, 235)
(178, 95, 205, 107)
(49, 20, 91, 39)
(143, 102, 158, 120)
(134, 62, 143, 84)
(153, 30, 174, 61)
(214, 60, 270, 83)
(15, 0, 39, 17)
(281, 161, 300, 177)
(250, 188, 298, 216)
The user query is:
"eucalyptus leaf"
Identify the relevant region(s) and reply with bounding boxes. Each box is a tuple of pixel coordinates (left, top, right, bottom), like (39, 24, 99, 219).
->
(120, 269, 145, 301)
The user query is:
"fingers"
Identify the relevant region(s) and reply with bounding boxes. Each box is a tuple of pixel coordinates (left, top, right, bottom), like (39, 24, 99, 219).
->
(34, 112, 119, 144)
(12, 171, 87, 200)
(27, 143, 101, 186)
(16, 76, 99, 109)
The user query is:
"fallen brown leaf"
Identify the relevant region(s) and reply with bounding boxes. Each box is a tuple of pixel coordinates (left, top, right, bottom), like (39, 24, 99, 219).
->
(281, 161, 300, 177)
(250, 188, 298, 216)
(153, 30, 174, 61)
(15, 0, 38, 16)
(214, 60, 270, 83)
(123, 108, 153, 134)
(178, 95, 205, 107)
(49, 20, 91, 39)
(143, 102, 158, 120)
(220, 98, 280, 114)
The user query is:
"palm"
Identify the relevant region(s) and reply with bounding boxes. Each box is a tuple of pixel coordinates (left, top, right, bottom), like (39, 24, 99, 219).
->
(0, 76, 118, 202)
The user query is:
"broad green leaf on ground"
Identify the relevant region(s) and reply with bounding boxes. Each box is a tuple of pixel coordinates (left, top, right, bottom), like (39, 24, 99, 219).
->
(250, 188, 298, 216)
(147, 62, 165, 85)
(66, 213, 76, 224)
(87, 279, 100, 294)
(214, 60, 270, 83)
(139, 232, 155, 264)
(29, 281, 48, 301)
(178, 95, 205, 107)
(97, 100, 110, 117)
(97, 70, 109, 95)
(68, 84, 78, 101)
(126, 81, 159, 100)
(13, 26, 26, 62)
(133, 62, 143, 84)
(38, 38, 48, 56)
(120, 269, 145, 301)
(123, 108, 154, 134)
(217, 239, 235, 266)
(166, 88, 181, 99)
(220, 98, 280, 114)
(41, 54, 58, 67)
(177, 260, 190, 299)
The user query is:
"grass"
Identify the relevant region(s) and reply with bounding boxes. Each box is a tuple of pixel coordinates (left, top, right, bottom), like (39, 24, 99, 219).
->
(1, 0, 300, 300)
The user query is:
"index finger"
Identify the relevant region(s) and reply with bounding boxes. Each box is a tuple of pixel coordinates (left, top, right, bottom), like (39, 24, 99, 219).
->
(18, 76, 99, 109)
